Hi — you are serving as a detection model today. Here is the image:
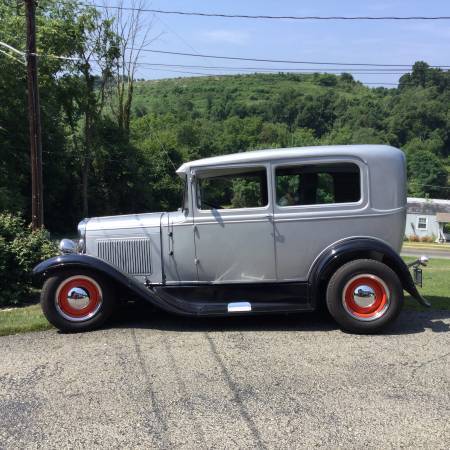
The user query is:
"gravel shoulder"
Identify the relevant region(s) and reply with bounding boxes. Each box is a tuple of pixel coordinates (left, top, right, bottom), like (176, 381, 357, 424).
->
(1, 308, 449, 449)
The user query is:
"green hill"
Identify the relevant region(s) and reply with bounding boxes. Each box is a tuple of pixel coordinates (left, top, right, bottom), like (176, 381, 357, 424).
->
(129, 68, 449, 202)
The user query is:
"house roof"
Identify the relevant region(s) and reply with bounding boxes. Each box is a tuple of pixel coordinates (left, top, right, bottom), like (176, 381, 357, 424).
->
(436, 212, 450, 223)
(407, 197, 450, 215)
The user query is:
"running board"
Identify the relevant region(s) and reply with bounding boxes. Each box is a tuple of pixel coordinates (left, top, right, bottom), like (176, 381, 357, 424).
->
(149, 283, 313, 317)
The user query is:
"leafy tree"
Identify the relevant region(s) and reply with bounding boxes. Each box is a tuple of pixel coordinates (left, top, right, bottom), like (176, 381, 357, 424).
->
(407, 150, 448, 198)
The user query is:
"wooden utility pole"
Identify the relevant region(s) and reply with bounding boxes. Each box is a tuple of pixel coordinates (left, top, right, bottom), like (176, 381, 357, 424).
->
(25, 0, 44, 229)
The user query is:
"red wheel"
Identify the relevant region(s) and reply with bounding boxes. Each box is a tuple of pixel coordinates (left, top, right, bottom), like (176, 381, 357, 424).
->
(342, 274, 390, 321)
(55, 275, 103, 322)
(326, 259, 403, 333)
(41, 270, 116, 332)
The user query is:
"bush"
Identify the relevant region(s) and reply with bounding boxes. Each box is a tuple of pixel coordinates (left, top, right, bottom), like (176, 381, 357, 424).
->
(0, 213, 58, 307)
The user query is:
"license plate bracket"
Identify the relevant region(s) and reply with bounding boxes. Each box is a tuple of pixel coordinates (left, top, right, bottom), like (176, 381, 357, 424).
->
(413, 267, 423, 287)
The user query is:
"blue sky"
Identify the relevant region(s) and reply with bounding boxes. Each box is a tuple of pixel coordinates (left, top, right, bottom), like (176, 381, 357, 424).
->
(118, 0, 450, 86)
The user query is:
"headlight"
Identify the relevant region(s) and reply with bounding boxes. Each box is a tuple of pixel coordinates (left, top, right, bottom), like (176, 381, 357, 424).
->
(77, 218, 89, 253)
(59, 239, 77, 254)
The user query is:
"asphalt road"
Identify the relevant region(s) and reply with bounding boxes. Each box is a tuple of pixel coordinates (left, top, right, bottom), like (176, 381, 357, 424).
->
(1, 306, 449, 449)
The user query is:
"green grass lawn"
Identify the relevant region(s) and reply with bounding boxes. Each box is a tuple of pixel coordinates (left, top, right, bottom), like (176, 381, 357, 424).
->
(0, 304, 51, 336)
(1, 257, 449, 337)
(402, 242, 450, 250)
(403, 257, 450, 311)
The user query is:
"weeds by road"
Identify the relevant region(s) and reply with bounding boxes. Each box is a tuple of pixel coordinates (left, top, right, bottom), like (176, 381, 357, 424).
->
(0, 304, 51, 336)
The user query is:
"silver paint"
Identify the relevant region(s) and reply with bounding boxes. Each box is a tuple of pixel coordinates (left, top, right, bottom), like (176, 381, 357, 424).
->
(76, 145, 406, 286)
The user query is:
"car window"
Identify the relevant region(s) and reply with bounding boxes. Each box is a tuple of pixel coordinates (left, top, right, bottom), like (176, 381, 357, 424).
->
(197, 168, 268, 210)
(276, 163, 360, 206)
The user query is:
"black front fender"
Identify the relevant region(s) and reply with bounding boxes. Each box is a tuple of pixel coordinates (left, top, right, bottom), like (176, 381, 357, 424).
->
(308, 237, 430, 307)
(32, 254, 186, 314)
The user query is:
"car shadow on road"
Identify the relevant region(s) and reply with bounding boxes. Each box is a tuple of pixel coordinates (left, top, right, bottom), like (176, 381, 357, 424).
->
(108, 299, 450, 335)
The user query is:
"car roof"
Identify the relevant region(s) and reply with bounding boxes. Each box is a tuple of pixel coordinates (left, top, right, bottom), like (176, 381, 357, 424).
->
(176, 144, 402, 178)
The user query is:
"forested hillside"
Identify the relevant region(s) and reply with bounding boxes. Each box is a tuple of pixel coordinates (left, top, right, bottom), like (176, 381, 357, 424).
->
(1, 1, 449, 233)
(130, 68, 450, 202)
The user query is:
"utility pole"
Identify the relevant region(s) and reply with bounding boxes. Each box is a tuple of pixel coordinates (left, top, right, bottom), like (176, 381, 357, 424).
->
(25, 0, 44, 229)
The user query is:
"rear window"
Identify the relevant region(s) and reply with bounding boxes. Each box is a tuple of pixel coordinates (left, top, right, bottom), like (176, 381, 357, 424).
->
(276, 163, 361, 206)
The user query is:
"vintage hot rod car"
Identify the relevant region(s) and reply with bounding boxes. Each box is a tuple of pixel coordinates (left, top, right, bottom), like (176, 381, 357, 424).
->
(34, 145, 429, 333)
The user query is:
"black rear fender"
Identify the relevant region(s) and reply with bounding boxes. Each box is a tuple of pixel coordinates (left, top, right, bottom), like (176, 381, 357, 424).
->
(309, 238, 430, 307)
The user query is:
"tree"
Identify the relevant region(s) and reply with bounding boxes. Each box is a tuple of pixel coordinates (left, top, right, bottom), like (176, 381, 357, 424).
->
(65, 5, 120, 217)
(407, 150, 448, 198)
(106, 0, 162, 135)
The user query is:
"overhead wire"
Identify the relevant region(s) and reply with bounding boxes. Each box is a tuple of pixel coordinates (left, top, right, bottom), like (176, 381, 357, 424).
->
(59, 2, 450, 21)
(27, 52, 442, 86)
(125, 48, 450, 68)
(33, 52, 419, 74)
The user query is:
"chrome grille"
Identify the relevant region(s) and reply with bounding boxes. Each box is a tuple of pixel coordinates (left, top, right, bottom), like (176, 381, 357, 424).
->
(97, 238, 152, 275)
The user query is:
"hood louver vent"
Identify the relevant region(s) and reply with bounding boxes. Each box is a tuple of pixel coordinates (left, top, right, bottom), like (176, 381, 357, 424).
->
(97, 238, 152, 275)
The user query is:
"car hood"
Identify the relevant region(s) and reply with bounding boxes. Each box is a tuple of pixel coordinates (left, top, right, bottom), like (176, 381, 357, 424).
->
(86, 212, 165, 231)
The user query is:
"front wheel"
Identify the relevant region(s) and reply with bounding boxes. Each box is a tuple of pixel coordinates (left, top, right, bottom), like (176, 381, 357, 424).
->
(326, 259, 403, 333)
(40, 269, 117, 332)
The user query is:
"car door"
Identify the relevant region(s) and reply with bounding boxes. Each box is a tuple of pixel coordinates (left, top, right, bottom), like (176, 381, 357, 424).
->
(192, 164, 276, 283)
(272, 158, 367, 281)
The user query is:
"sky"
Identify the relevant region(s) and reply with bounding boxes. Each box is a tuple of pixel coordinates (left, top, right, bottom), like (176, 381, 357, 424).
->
(113, 0, 450, 86)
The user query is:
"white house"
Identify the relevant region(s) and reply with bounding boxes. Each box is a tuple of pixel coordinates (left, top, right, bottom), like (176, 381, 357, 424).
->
(405, 197, 450, 242)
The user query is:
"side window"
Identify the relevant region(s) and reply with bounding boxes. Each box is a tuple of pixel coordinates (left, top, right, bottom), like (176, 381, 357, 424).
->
(276, 163, 360, 206)
(197, 168, 268, 210)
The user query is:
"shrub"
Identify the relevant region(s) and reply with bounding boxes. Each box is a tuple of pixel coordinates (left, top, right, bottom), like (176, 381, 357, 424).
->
(0, 213, 58, 307)
(419, 236, 434, 243)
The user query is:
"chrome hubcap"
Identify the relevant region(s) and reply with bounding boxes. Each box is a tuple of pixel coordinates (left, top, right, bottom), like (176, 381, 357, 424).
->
(66, 287, 90, 310)
(352, 284, 376, 308)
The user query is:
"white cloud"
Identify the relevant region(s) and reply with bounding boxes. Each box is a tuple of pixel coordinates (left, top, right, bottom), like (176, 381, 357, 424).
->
(200, 29, 250, 45)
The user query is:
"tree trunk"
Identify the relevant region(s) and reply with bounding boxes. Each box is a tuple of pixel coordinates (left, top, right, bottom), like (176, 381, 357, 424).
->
(82, 112, 91, 217)
(124, 79, 134, 135)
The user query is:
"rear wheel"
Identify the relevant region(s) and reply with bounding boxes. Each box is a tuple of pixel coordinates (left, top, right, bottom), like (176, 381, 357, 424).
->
(326, 259, 403, 333)
(41, 269, 116, 332)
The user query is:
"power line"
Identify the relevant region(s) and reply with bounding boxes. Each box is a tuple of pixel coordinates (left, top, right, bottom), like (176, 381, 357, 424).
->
(129, 48, 450, 68)
(33, 52, 417, 74)
(134, 67, 407, 86)
(29, 52, 428, 84)
(0, 48, 25, 65)
(0, 41, 25, 57)
(131, 62, 412, 74)
(71, 3, 450, 21)
(23, 50, 445, 85)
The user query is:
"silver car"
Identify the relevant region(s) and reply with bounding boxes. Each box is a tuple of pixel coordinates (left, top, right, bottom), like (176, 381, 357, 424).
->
(34, 145, 429, 333)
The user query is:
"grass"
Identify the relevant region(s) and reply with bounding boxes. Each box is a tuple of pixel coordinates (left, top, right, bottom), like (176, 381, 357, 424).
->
(0, 303, 52, 336)
(403, 257, 450, 311)
(403, 241, 450, 250)
(0, 258, 449, 337)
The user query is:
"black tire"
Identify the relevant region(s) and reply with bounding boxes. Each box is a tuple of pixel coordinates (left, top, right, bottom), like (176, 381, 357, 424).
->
(326, 259, 403, 333)
(40, 269, 117, 332)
